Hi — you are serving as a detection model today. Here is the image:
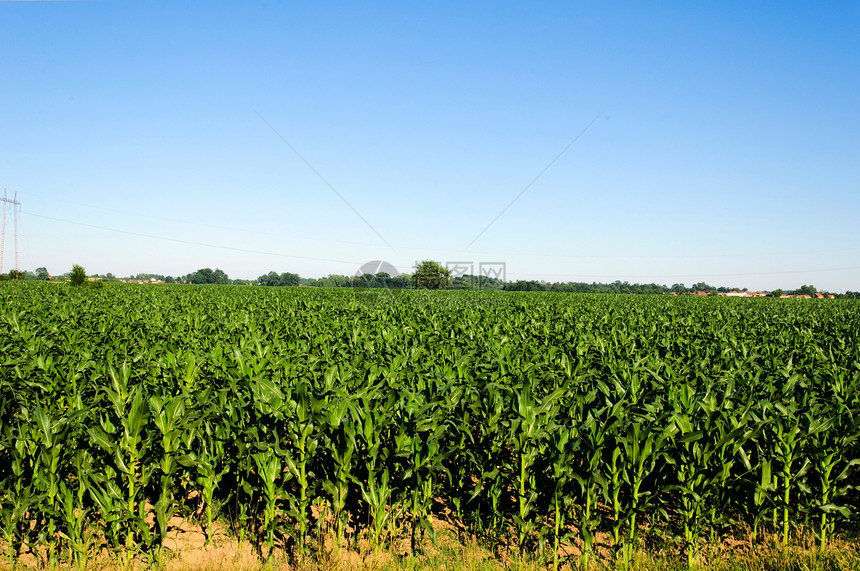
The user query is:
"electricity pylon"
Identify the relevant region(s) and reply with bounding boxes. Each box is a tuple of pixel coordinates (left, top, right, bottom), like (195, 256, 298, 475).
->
(1, 189, 21, 275)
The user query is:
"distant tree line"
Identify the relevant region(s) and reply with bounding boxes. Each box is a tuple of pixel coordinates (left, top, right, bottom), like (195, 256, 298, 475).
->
(503, 279, 671, 294)
(300, 273, 410, 289)
(301, 274, 849, 298)
(6, 264, 858, 298)
(0, 267, 48, 281)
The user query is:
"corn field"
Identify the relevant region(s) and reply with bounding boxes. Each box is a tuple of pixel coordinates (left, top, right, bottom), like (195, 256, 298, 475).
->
(1, 283, 858, 568)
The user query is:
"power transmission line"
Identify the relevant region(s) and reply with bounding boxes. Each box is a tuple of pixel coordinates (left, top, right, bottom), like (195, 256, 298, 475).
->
(23, 211, 367, 267)
(0, 189, 21, 275)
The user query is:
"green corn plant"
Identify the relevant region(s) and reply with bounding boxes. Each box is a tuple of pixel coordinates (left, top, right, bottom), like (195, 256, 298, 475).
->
(221, 375, 255, 547)
(809, 424, 858, 550)
(180, 388, 231, 546)
(665, 423, 711, 568)
(545, 421, 578, 571)
(394, 390, 451, 555)
(664, 384, 754, 568)
(0, 487, 38, 565)
(87, 468, 130, 561)
(743, 452, 778, 544)
(354, 391, 398, 548)
(0, 417, 39, 565)
(319, 396, 357, 546)
(771, 407, 808, 548)
(29, 405, 87, 566)
(57, 484, 88, 570)
(281, 380, 324, 556)
(87, 363, 153, 565)
(358, 465, 393, 549)
(0, 405, 68, 566)
(248, 373, 292, 558)
(468, 381, 512, 550)
(604, 418, 628, 559)
(702, 383, 758, 543)
(607, 413, 673, 565)
(57, 449, 95, 571)
(508, 383, 563, 556)
(572, 401, 619, 571)
(150, 392, 192, 565)
(442, 360, 479, 523)
(805, 392, 859, 550)
(252, 449, 286, 558)
(226, 345, 287, 555)
(752, 374, 816, 548)
(740, 385, 783, 544)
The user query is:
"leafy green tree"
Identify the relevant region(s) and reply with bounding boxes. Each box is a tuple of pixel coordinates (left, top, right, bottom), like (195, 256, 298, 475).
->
(190, 268, 229, 285)
(280, 272, 300, 287)
(258, 271, 279, 286)
(329, 274, 350, 287)
(35, 267, 50, 281)
(796, 284, 817, 297)
(190, 268, 213, 284)
(7, 269, 25, 281)
(69, 264, 88, 286)
(257, 271, 299, 287)
(411, 260, 451, 290)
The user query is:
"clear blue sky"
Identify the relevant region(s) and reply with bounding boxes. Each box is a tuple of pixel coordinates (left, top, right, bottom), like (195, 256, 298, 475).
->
(2, 1, 858, 291)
